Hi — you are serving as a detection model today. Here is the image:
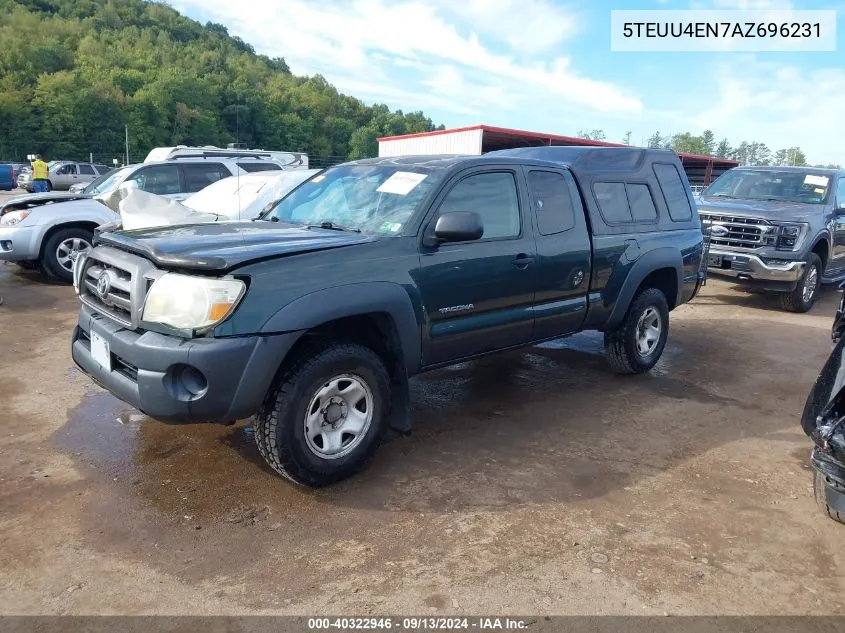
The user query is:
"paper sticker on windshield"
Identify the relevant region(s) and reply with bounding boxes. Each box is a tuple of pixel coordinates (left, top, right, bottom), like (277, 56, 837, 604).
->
(815, 188, 826, 194)
(377, 172, 427, 195)
(804, 174, 829, 187)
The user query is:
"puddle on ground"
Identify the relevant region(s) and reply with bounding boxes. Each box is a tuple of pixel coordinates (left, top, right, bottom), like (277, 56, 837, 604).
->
(55, 389, 142, 477)
(51, 320, 778, 520)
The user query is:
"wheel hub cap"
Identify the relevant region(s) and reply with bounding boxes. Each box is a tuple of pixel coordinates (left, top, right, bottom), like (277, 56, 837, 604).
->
(304, 374, 373, 459)
(323, 399, 347, 426)
(56, 238, 92, 272)
(803, 266, 818, 304)
(635, 307, 661, 357)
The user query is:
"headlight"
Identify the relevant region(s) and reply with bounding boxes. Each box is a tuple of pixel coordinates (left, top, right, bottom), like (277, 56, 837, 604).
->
(0, 210, 31, 226)
(774, 222, 807, 251)
(142, 273, 246, 332)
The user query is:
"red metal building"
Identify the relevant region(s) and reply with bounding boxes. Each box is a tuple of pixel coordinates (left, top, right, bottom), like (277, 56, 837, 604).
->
(377, 124, 738, 187)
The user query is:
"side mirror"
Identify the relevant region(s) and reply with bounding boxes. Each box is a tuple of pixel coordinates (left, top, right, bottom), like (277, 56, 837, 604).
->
(432, 211, 484, 243)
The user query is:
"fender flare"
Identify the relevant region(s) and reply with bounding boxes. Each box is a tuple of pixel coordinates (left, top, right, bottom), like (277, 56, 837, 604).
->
(260, 281, 422, 375)
(605, 248, 684, 330)
(809, 233, 832, 270)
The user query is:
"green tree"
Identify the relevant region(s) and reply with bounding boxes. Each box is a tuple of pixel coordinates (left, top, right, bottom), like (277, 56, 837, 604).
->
(701, 129, 715, 155)
(646, 131, 663, 148)
(577, 128, 606, 141)
(671, 132, 708, 155)
(0, 0, 441, 162)
(715, 139, 731, 158)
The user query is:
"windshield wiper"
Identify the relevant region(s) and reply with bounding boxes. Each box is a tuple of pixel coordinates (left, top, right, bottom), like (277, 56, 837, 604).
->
(305, 221, 361, 233)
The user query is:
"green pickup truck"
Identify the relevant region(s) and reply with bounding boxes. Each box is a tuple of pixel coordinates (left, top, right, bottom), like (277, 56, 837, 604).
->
(71, 146, 705, 486)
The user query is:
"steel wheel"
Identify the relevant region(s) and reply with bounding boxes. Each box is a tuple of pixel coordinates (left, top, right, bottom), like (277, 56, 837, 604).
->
(635, 306, 661, 357)
(303, 373, 374, 460)
(55, 237, 92, 273)
(803, 265, 819, 304)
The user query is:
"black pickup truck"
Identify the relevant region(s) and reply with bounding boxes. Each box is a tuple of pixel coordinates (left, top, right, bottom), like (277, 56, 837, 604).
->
(71, 146, 704, 486)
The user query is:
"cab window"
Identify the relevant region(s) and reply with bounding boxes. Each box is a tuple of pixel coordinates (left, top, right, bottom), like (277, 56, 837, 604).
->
(181, 163, 230, 193)
(129, 165, 182, 195)
(438, 172, 520, 240)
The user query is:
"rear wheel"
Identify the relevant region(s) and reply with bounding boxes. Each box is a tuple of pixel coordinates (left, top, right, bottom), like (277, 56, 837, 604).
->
(604, 287, 670, 374)
(781, 253, 821, 313)
(253, 341, 391, 487)
(40, 227, 93, 283)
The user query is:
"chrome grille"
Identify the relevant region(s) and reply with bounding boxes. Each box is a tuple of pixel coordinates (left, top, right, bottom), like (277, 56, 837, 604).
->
(699, 212, 775, 250)
(81, 260, 134, 326)
(77, 245, 163, 329)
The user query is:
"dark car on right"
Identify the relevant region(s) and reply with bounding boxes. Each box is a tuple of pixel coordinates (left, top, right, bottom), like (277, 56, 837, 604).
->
(802, 283, 845, 523)
(698, 166, 845, 312)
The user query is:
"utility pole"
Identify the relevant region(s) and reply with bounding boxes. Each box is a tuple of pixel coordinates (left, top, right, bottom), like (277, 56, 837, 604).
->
(89, 152, 93, 163)
(125, 125, 129, 166)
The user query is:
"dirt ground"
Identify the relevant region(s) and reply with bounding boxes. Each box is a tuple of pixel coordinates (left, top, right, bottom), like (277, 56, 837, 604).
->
(0, 200, 843, 615)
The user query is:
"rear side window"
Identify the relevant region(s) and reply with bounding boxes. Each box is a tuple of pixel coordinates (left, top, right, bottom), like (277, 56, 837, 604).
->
(594, 182, 631, 223)
(653, 163, 693, 221)
(238, 162, 282, 173)
(128, 165, 181, 195)
(626, 184, 658, 222)
(528, 170, 576, 235)
(182, 163, 230, 192)
(95, 165, 111, 174)
(78, 164, 95, 176)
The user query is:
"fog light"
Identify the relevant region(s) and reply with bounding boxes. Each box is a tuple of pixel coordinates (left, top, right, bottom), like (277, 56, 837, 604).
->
(164, 364, 208, 402)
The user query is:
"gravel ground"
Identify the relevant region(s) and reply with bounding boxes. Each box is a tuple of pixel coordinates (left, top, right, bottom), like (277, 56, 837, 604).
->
(0, 188, 843, 615)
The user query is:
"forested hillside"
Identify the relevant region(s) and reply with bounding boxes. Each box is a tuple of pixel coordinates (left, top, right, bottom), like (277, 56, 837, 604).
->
(0, 0, 442, 164)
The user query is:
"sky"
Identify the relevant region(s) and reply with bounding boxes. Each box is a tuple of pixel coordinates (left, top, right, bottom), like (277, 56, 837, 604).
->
(168, 0, 844, 165)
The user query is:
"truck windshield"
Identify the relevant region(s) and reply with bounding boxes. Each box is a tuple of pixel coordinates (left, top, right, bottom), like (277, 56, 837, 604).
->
(704, 169, 831, 205)
(260, 164, 442, 235)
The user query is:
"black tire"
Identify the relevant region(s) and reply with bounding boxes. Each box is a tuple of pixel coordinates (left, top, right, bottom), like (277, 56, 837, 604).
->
(814, 470, 845, 524)
(253, 341, 391, 487)
(604, 287, 670, 374)
(780, 253, 822, 313)
(45, 180, 53, 192)
(40, 227, 93, 283)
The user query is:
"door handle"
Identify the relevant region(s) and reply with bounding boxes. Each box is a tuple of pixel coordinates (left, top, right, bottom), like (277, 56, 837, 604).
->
(512, 253, 535, 269)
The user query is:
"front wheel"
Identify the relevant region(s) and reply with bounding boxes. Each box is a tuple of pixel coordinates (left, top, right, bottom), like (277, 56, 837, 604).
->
(40, 227, 93, 283)
(604, 287, 670, 374)
(253, 342, 391, 487)
(780, 253, 821, 313)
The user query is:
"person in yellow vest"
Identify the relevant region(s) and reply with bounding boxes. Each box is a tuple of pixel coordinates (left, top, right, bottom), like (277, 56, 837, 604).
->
(31, 154, 49, 193)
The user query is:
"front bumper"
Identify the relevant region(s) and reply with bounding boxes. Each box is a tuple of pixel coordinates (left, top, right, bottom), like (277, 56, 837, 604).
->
(0, 224, 41, 261)
(707, 249, 805, 290)
(71, 305, 301, 423)
(812, 447, 845, 515)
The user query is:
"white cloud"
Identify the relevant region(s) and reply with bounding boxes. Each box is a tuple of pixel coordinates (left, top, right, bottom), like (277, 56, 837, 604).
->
(434, 0, 579, 54)
(690, 0, 795, 8)
(686, 56, 844, 164)
(168, 0, 642, 116)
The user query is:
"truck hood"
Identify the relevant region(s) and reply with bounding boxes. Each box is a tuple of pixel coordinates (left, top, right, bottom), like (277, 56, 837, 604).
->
(95, 221, 378, 271)
(697, 196, 822, 222)
(0, 191, 91, 215)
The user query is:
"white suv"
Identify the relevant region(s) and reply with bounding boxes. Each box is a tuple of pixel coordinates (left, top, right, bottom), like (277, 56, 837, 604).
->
(0, 157, 283, 282)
